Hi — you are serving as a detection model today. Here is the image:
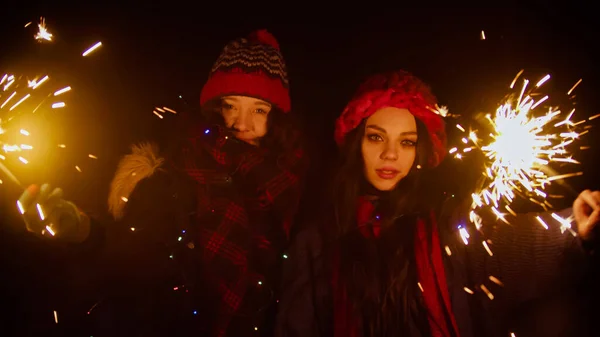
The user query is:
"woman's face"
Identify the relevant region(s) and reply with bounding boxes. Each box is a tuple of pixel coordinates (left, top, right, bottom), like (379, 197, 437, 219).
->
(221, 95, 272, 146)
(361, 107, 418, 191)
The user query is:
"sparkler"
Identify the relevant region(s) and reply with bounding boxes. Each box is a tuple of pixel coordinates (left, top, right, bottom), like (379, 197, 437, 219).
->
(6, 15, 210, 327)
(0, 17, 103, 187)
(441, 68, 597, 305)
(450, 71, 594, 234)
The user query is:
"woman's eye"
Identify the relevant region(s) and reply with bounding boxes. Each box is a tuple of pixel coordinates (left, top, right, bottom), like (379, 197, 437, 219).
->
(255, 108, 267, 114)
(222, 103, 234, 110)
(401, 140, 417, 146)
(367, 134, 383, 142)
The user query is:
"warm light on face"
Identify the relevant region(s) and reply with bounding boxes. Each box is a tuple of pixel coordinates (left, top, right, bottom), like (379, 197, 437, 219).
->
(221, 95, 272, 146)
(361, 107, 417, 191)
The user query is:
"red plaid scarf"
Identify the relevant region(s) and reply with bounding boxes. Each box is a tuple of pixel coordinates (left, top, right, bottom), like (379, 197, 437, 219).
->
(182, 122, 307, 337)
(333, 197, 460, 337)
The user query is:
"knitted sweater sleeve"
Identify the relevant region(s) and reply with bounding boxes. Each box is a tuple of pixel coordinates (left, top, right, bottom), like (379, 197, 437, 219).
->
(467, 207, 589, 309)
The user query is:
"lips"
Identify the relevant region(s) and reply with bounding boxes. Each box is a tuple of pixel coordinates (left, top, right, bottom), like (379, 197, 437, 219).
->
(376, 168, 399, 180)
(232, 133, 258, 145)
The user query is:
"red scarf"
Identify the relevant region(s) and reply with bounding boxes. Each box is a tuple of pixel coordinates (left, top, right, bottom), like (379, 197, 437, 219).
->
(182, 122, 307, 336)
(332, 197, 460, 337)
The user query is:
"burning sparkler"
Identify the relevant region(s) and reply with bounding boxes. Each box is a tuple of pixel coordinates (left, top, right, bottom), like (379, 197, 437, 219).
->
(450, 71, 595, 234)
(0, 17, 103, 186)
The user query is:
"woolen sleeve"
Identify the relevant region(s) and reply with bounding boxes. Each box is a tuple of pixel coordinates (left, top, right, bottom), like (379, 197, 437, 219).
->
(275, 225, 331, 337)
(468, 207, 588, 308)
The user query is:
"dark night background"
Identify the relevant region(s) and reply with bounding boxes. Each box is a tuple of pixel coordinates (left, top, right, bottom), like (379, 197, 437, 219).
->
(0, 2, 599, 336)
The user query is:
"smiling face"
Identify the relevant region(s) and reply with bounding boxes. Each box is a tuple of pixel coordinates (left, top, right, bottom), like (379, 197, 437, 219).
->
(220, 95, 272, 146)
(361, 107, 418, 191)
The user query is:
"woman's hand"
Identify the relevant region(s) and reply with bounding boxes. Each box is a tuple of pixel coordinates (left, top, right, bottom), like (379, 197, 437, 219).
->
(17, 184, 91, 243)
(573, 189, 600, 241)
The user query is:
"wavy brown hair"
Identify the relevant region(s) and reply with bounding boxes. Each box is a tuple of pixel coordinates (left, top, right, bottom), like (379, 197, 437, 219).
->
(332, 117, 439, 336)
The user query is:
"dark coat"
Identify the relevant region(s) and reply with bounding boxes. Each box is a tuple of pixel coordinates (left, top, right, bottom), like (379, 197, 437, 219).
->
(85, 119, 307, 337)
(78, 142, 205, 337)
(275, 207, 593, 337)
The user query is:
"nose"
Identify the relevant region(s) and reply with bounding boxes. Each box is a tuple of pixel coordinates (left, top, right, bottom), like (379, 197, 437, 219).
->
(380, 141, 398, 161)
(231, 110, 251, 132)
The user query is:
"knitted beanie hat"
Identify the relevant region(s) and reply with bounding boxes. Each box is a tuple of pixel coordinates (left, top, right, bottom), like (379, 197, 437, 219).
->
(200, 29, 291, 113)
(334, 70, 446, 167)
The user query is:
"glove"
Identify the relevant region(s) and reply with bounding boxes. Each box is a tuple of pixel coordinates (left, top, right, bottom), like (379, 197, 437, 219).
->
(17, 184, 91, 243)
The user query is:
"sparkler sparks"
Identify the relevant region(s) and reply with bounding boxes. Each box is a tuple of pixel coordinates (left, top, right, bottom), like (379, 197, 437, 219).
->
(34, 17, 53, 42)
(82, 42, 102, 57)
(0, 17, 105, 186)
(430, 104, 458, 118)
(152, 106, 177, 119)
(451, 71, 588, 232)
(0, 72, 67, 173)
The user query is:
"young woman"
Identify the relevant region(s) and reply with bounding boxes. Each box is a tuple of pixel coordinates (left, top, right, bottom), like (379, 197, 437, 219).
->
(19, 30, 308, 337)
(275, 70, 599, 337)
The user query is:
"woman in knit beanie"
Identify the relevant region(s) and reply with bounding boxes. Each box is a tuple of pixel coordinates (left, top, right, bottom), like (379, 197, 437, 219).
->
(275, 70, 600, 337)
(170, 28, 308, 336)
(18, 30, 308, 337)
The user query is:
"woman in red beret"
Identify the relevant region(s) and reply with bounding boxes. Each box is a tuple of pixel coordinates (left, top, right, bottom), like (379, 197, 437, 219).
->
(276, 70, 600, 337)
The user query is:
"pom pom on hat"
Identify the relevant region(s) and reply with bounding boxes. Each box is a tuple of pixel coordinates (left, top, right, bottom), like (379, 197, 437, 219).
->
(248, 29, 280, 50)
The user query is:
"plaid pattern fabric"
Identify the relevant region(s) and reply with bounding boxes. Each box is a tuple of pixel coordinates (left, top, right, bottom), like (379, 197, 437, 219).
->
(181, 122, 307, 336)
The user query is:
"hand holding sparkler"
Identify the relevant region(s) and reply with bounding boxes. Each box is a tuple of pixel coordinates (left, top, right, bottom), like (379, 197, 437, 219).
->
(445, 71, 598, 233)
(573, 189, 600, 241)
(17, 183, 90, 242)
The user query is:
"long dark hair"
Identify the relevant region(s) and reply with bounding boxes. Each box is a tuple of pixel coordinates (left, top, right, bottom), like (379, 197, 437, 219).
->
(332, 117, 438, 336)
(200, 97, 303, 155)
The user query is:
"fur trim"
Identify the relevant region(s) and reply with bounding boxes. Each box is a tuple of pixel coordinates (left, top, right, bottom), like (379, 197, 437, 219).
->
(108, 142, 164, 220)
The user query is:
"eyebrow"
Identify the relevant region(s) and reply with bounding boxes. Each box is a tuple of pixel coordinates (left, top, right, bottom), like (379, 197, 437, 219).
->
(222, 97, 271, 108)
(254, 101, 271, 108)
(366, 124, 417, 136)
